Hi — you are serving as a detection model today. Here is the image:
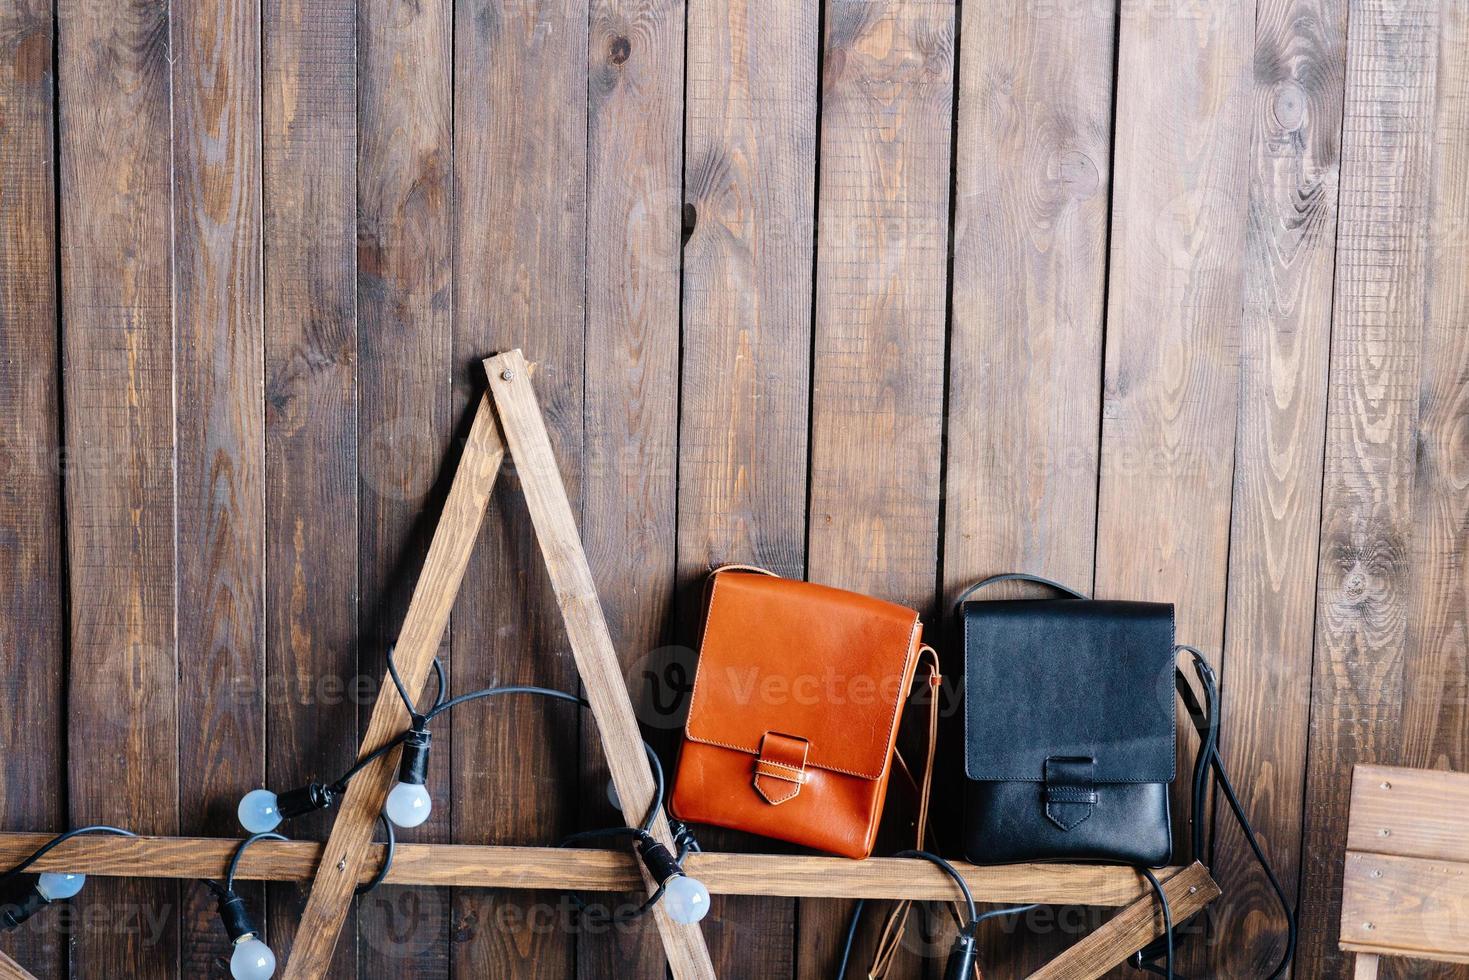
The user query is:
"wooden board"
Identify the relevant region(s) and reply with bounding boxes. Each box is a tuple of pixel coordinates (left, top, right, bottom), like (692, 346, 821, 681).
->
(581, 0, 685, 974)
(943, 0, 1116, 973)
(1208, 0, 1347, 974)
(485, 352, 716, 980)
(0, 950, 35, 980)
(799, 0, 953, 975)
(1295, 1, 1443, 975)
(680, 0, 819, 970)
(0, 831, 1187, 906)
(280, 396, 505, 979)
(169, 0, 266, 972)
(1027, 863, 1221, 980)
(57, 0, 179, 975)
(0, 1, 63, 976)
(1348, 765, 1469, 863)
(450, 2, 588, 976)
(260, 0, 358, 970)
(356, 0, 454, 972)
(1339, 851, 1469, 961)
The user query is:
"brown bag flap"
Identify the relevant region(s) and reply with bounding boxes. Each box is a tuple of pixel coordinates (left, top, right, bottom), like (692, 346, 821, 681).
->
(685, 570, 922, 780)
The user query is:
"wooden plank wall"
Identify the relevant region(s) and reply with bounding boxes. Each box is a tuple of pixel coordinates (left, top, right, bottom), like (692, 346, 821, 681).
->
(0, 0, 1466, 977)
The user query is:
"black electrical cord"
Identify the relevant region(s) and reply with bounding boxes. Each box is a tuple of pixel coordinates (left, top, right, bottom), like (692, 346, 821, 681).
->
(834, 849, 1034, 980)
(1131, 646, 1298, 980)
(357, 813, 396, 896)
(0, 826, 137, 884)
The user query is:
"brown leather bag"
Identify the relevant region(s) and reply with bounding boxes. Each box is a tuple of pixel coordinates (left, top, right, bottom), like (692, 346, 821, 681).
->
(669, 565, 933, 859)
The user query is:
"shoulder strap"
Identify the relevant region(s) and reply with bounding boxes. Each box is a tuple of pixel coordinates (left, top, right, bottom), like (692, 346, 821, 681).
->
(952, 571, 1089, 610)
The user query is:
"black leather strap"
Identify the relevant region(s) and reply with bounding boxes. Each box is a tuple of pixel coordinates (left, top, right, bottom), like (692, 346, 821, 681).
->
(951, 572, 1089, 610)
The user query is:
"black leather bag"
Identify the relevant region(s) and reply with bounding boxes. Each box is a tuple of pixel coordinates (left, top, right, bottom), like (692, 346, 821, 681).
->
(959, 573, 1175, 866)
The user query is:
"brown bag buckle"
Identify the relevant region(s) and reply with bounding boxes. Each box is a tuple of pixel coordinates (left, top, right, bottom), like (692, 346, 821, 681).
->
(754, 731, 809, 805)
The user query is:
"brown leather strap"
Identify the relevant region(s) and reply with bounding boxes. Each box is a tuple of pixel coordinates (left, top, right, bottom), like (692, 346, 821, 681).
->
(869, 646, 977, 978)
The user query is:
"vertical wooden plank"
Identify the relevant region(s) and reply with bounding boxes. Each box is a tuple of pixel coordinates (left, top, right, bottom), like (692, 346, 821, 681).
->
(1295, 0, 1442, 975)
(681, 0, 818, 971)
(797, 0, 952, 976)
(171, 0, 266, 973)
(57, 0, 179, 975)
(0, 2, 64, 976)
(1205, 0, 1346, 975)
(580, 0, 683, 974)
(451, 0, 587, 975)
(942, 0, 1115, 972)
(261, 0, 357, 968)
(357, 0, 453, 973)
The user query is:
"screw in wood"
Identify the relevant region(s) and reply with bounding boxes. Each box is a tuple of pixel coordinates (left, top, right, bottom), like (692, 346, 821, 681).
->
(501, 369, 515, 381)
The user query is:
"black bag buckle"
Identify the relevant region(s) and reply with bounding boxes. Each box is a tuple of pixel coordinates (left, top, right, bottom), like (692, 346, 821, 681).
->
(1043, 756, 1097, 831)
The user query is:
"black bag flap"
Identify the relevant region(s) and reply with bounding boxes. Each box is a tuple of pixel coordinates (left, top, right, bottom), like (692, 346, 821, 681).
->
(963, 598, 1175, 783)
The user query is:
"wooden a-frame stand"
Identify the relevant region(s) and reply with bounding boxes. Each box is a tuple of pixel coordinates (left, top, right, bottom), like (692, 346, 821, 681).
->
(0, 351, 1219, 980)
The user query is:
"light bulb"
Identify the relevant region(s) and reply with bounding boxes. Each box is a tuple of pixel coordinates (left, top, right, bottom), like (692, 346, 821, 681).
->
(662, 874, 710, 924)
(230, 937, 276, 980)
(238, 789, 282, 834)
(384, 781, 432, 828)
(606, 779, 621, 811)
(36, 872, 86, 902)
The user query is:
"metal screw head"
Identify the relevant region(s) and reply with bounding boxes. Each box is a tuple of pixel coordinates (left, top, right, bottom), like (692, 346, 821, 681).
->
(1381, 781, 1392, 790)
(1363, 922, 1375, 931)
(501, 369, 515, 381)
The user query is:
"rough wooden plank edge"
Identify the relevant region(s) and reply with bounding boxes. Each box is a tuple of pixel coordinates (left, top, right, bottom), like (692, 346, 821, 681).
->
(484, 351, 716, 980)
(0, 950, 37, 980)
(1341, 943, 1469, 967)
(280, 394, 506, 980)
(1026, 863, 1221, 980)
(0, 833, 1186, 905)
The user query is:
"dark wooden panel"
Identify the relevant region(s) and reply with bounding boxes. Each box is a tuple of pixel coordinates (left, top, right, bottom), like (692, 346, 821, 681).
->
(943, 0, 1115, 972)
(170, 0, 267, 973)
(798, 0, 952, 976)
(0, 1, 64, 975)
(680, 0, 819, 972)
(1296, 1, 1443, 976)
(450, 0, 588, 975)
(1206, 0, 1345, 975)
(579, 0, 684, 974)
(261, 0, 359, 971)
(57, 0, 179, 975)
(357, 0, 454, 973)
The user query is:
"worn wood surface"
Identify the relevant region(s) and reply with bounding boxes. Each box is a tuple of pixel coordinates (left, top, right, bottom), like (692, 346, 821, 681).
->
(0, 950, 36, 980)
(57, 0, 179, 975)
(4, 0, 1469, 975)
(0, 831, 1186, 906)
(450, 2, 587, 977)
(1348, 765, 1469, 863)
(1026, 863, 1221, 980)
(581, 0, 684, 974)
(1339, 851, 1469, 961)
(0, 1, 63, 976)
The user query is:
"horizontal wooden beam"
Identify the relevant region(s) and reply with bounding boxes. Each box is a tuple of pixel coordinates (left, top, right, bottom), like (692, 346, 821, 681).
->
(0, 833, 1180, 905)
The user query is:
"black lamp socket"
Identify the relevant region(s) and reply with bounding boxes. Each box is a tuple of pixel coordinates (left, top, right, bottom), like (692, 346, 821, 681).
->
(398, 728, 432, 786)
(217, 891, 260, 944)
(277, 782, 338, 820)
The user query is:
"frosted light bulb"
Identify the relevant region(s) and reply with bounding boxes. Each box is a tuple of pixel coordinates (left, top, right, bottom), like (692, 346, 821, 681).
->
(36, 872, 86, 902)
(606, 779, 621, 811)
(238, 789, 282, 834)
(385, 781, 432, 828)
(230, 937, 276, 980)
(662, 874, 710, 924)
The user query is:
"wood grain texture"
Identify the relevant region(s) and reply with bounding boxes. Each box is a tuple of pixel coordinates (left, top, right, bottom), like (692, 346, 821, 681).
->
(356, 0, 454, 972)
(57, 0, 179, 974)
(0, 831, 1186, 905)
(1296, 1, 1443, 976)
(485, 352, 715, 980)
(1208, 0, 1346, 974)
(1348, 766, 1469, 863)
(680, 0, 818, 972)
(0, 1, 63, 975)
(1026, 863, 1220, 980)
(451, 1, 587, 975)
(169, 0, 266, 973)
(581, 0, 684, 974)
(800, 0, 952, 976)
(281, 396, 504, 980)
(260, 0, 358, 969)
(1339, 851, 1469, 961)
(943, 1, 1115, 973)
(0, 950, 36, 980)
